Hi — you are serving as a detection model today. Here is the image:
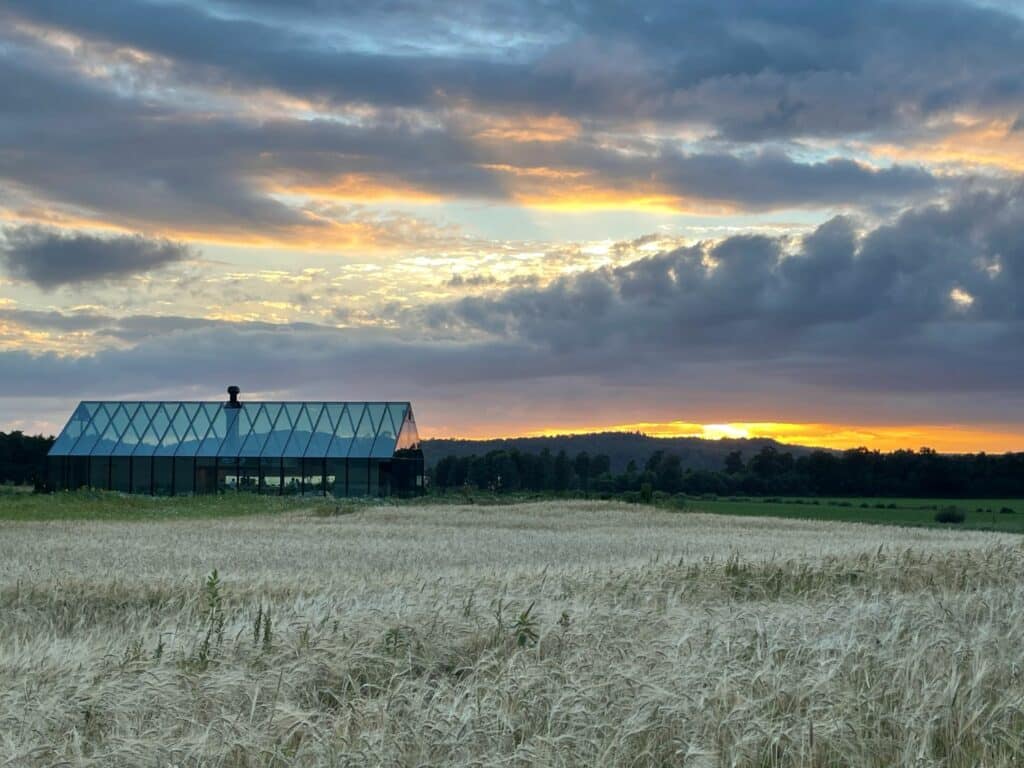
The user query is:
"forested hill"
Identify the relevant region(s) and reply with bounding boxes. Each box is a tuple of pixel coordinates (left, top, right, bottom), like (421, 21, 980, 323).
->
(421, 432, 817, 472)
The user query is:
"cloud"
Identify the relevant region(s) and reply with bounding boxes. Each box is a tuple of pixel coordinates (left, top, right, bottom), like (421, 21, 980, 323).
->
(5, 0, 1024, 142)
(1, 226, 193, 288)
(0, 190, 1022, 433)
(423, 188, 1024, 385)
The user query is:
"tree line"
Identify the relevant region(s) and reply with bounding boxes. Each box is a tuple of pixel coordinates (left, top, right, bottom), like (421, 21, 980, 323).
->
(431, 445, 1024, 498)
(0, 431, 54, 486)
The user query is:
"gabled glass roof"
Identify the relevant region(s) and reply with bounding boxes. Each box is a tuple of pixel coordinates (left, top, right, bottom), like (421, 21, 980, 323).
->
(49, 401, 419, 459)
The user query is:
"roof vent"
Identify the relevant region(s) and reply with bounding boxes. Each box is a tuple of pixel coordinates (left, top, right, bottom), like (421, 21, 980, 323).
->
(226, 385, 241, 408)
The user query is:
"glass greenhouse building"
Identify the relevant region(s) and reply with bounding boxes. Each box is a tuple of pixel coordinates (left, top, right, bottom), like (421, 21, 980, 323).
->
(47, 392, 424, 497)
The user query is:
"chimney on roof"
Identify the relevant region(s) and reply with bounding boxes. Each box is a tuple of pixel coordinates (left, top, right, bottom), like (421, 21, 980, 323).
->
(226, 385, 241, 408)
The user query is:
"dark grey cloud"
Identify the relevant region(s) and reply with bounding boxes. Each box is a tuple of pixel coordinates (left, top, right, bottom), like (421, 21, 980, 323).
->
(4, 0, 1024, 141)
(0, 308, 113, 332)
(422, 188, 1024, 388)
(1, 226, 193, 288)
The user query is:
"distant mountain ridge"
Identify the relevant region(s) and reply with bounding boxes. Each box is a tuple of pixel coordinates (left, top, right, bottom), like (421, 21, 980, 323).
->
(421, 432, 821, 473)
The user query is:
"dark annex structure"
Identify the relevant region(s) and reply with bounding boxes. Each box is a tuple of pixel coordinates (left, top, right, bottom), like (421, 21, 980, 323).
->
(47, 388, 424, 497)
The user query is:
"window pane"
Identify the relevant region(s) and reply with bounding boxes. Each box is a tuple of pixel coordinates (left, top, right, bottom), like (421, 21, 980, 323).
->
(67, 456, 90, 489)
(89, 456, 110, 489)
(305, 404, 342, 458)
(261, 404, 295, 457)
(128, 403, 168, 456)
(174, 457, 195, 495)
(217, 458, 239, 491)
(71, 403, 114, 455)
(327, 404, 358, 457)
(195, 457, 217, 493)
(217, 405, 251, 457)
(395, 407, 422, 452)
(370, 404, 400, 458)
(114, 402, 149, 456)
(150, 403, 183, 456)
(238, 457, 260, 493)
(174, 403, 206, 457)
(239, 404, 274, 457)
(195, 404, 230, 455)
(260, 458, 281, 495)
(132, 457, 152, 494)
(93, 403, 135, 456)
(284, 404, 318, 458)
(302, 458, 325, 496)
(348, 458, 369, 496)
(326, 458, 347, 497)
(349, 404, 384, 458)
(109, 457, 129, 491)
(282, 458, 302, 495)
(153, 457, 174, 495)
(50, 402, 98, 455)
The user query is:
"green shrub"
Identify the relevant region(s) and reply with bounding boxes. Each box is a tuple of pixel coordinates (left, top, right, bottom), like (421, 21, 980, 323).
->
(639, 483, 653, 504)
(934, 506, 966, 524)
(1000, 506, 1016, 515)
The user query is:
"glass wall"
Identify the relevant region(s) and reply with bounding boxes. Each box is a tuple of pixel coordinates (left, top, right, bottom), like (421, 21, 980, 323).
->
(302, 458, 325, 496)
(326, 458, 346, 497)
(154, 458, 174, 495)
(174, 457, 194, 495)
(260, 459, 281, 495)
(282, 458, 302, 495)
(196, 458, 217, 494)
(90, 456, 109, 490)
(111, 457, 131, 492)
(132, 457, 152, 494)
(238, 458, 260, 493)
(348, 459, 369, 496)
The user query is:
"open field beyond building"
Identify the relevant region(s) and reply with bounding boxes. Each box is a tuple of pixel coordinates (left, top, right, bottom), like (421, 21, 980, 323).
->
(2, 501, 1024, 766)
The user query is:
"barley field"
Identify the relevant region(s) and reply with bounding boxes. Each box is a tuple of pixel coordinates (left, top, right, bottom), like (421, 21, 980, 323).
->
(2, 501, 1023, 767)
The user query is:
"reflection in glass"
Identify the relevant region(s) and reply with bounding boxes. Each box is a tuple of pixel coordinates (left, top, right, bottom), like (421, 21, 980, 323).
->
(282, 458, 302, 495)
(111, 457, 131, 492)
(238, 458, 260, 493)
(260, 458, 282, 495)
(302, 458, 325, 496)
(90, 456, 109, 489)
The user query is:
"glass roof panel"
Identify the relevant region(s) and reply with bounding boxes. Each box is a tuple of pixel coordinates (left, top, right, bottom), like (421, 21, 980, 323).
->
(283, 403, 318, 457)
(142, 403, 179, 456)
(304, 403, 340, 458)
(395, 406, 422, 452)
(51, 400, 421, 458)
(326, 404, 357, 458)
(348, 403, 384, 458)
(386, 404, 406, 436)
(195, 403, 231, 456)
(370, 404, 402, 458)
(154, 403, 187, 456)
(70, 402, 114, 455)
(114, 402, 155, 456)
(92, 402, 134, 456)
(172, 403, 205, 457)
(260, 403, 294, 457)
(216, 404, 252, 457)
(238, 404, 274, 457)
(49, 402, 97, 455)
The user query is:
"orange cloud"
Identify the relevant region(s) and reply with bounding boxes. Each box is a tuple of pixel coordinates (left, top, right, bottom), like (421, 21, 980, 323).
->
(468, 113, 581, 143)
(271, 174, 444, 204)
(871, 116, 1024, 173)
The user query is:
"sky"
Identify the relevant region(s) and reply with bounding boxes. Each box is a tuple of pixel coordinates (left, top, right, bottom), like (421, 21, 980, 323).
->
(1, 0, 1023, 452)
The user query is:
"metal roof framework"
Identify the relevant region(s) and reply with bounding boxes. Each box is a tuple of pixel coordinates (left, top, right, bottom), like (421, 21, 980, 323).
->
(48, 401, 420, 460)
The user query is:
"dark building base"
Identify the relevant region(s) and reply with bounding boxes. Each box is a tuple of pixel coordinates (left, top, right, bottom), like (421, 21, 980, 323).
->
(47, 454, 424, 497)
